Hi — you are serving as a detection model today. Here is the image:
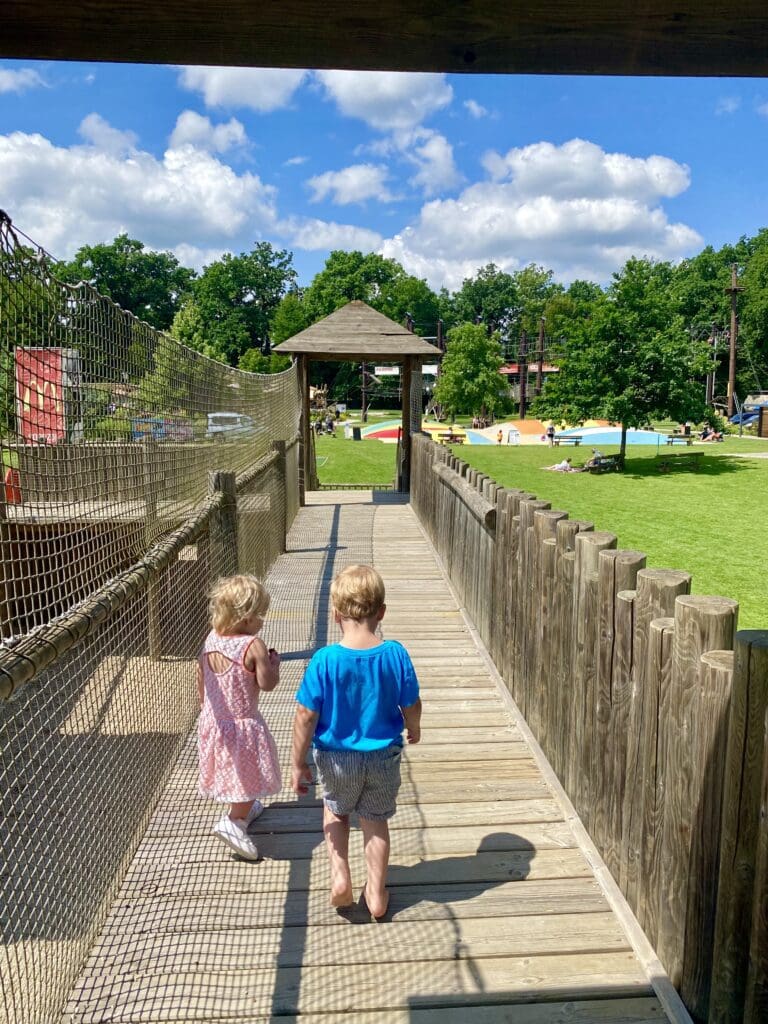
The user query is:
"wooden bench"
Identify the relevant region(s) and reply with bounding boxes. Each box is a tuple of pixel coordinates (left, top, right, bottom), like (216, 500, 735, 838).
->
(436, 431, 465, 445)
(656, 451, 704, 472)
(665, 434, 693, 446)
(588, 455, 623, 474)
(553, 435, 582, 446)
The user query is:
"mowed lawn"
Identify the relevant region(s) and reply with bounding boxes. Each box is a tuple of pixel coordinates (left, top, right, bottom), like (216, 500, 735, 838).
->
(317, 432, 768, 631)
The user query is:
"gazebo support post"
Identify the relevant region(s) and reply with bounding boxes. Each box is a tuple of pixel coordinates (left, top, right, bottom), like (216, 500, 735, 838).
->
(297, 354, 311, 504)
(400, 356, 413, 492)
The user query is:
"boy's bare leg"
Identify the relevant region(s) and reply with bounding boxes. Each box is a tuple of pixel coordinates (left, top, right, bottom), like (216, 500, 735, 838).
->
(360, 817, 390, 918)
(323, 804, 353, 907)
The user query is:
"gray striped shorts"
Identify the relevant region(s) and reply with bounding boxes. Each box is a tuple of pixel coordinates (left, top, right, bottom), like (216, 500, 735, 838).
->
(313, 744, 403, 821)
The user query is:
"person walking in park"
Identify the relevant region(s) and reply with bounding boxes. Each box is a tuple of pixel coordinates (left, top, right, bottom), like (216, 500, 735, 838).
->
(546, 422, 556, 446)
(291, 564, 422, 919)
(197, 574, 282, 860)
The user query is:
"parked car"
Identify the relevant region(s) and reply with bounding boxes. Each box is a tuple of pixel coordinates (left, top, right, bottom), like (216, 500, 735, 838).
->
(206, 412, 257, 440)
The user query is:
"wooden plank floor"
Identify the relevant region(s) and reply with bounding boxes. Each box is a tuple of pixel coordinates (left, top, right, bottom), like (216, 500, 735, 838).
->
(64, 491, 677, 1023)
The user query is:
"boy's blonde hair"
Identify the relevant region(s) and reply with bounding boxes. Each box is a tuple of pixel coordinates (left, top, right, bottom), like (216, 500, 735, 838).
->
(209, 574, 270, 633)
(331, 564, 385, 621)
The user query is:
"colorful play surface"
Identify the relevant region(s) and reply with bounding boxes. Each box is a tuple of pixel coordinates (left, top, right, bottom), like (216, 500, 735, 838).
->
(360, 419, 672, 446)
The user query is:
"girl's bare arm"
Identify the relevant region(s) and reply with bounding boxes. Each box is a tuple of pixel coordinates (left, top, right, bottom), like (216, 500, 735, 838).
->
(197, 662, 204, 707)
(245, 637, 280, 691)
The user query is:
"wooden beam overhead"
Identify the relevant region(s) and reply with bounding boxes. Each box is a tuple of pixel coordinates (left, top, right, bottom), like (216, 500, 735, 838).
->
(4, 1, 768, 77)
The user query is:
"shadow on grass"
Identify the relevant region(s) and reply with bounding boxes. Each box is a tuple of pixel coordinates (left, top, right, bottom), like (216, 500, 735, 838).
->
(621, 454, 754, 479)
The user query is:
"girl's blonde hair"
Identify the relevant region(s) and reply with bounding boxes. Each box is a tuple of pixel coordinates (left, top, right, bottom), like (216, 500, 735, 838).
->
(209, 574, 270, 633)
(331, 564, 385, 621)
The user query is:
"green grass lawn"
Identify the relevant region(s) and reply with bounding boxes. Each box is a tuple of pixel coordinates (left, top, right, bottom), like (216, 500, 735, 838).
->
(314, 430, 768, 629)
(315, 435, 397, 485)
(457, 437, 768, 631)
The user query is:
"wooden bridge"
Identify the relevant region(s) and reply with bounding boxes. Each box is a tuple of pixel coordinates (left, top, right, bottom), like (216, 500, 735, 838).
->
(63, 491, 687, 1023)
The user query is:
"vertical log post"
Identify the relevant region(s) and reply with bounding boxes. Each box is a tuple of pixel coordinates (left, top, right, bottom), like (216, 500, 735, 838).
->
(297, 354, 311, 502)
(680, 648, 734, 1020)
(142, 436, 161, 659)
(593, 548, 646, 868)
(272, 439, 288, 553)
(744, 704, 768, 1023)
(208, 470, 238, 580)
(568, 530, 616, 811)
(621, 568, 692, 910)
(657, 595, 738, 993)
(710, 630, 768, 1023)
(400, 356, 413, 492)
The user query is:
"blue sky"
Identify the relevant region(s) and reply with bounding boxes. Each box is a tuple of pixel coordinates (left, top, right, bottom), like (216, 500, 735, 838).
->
(2, 61, 768, 291)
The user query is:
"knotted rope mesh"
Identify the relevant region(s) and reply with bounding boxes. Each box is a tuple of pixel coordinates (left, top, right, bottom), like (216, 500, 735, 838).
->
(0, 213, 301, 1024)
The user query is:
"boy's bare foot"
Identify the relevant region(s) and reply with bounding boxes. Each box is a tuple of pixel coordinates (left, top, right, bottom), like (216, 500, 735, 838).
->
(362, 884, 389, 919)
(330, 885, 354, 908)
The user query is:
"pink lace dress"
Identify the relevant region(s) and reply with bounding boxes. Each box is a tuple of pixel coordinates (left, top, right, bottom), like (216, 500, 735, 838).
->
(197, 631, 282, 803)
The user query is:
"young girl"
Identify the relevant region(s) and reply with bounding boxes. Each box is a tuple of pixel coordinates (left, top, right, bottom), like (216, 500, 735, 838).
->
(198, 574, 282, 860)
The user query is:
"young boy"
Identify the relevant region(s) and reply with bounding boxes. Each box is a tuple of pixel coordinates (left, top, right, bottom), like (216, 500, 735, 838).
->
(291, 564, 422, 919)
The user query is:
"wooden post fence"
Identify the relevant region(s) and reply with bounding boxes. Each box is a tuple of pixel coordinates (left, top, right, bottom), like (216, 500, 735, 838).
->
(408, 432, 768, 1024)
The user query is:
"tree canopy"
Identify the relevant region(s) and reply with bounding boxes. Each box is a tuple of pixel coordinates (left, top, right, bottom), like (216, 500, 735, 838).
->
(433, 322, 505, 420)
(59, 234, 195, 330)
(171, 242, 295, 366)
(534, 258, 711, 455)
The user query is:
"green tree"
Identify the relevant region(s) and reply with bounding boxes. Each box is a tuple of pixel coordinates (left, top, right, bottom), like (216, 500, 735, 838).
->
(452, 264, 519, 336)
(433, 322, 505, 420)
(534, 257, 711, 459)
(238, 348, 291, 374)
(59, 234, 195, 330)
(270, 291, 309, 344)
(734, 229, 768, 396)
(513, 264, 563, 338)
(172, 243, 295, 366)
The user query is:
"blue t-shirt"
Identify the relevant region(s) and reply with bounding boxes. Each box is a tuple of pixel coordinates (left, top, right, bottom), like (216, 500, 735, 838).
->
(295, 640, 420, 752)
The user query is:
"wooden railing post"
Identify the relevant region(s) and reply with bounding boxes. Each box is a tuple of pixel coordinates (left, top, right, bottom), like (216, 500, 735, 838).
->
(568, 530, 616, 812)
(272, 439, 288, 553)
(621, 568, 692, 911)
(657, 595, 738, 999)
(710, 630, 768, 1024)
(592, 548, 646, 871)
(208, 470, 238, 579)
(142, 436, 162, 659)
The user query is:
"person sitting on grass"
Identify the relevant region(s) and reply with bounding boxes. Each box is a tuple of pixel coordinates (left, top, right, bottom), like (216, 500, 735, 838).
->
(699, 424, 723, 442)
(545, 457, 576, 472)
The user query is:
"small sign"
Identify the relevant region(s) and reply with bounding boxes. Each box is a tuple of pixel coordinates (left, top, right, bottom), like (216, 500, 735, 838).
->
(374, 366, 400, 376)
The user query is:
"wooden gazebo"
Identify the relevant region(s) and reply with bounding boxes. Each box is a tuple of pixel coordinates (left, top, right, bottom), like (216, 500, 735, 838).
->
(274, 300, 442, 497)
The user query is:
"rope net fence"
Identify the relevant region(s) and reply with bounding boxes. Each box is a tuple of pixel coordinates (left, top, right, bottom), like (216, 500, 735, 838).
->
(0, 212, 301, 1024)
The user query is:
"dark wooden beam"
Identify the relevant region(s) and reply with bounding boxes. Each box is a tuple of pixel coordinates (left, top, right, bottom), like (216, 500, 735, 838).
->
(4, 2, 768, 77)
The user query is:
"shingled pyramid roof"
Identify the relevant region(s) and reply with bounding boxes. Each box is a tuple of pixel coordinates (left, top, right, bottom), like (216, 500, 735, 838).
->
(273, 300, 442, 362)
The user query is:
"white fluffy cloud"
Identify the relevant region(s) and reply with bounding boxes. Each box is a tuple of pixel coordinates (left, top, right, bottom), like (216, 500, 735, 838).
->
(0, 118, 278, 259)
(169, 110, 246, 153)
(282, 217, 383, 252)
(464, 99, 488, 119)
(481, 139, 690, 202)
(0, 67, 46, 94)
(78, 113, 138, 155)
(178, 66, 307, 112)
(715, 96, 741, 115)
(315, 71, 452, 132)
(381, 139, 701, 289)
(306, 163, 394, 205)
(404, 130, 462, 196)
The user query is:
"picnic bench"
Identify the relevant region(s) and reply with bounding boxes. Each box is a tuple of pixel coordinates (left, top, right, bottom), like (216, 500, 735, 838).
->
(588, 454, 623, 473)
(656, 451, 704, 472)
(437, 431, 465, 445)
(664, 434, 694, 446)
(553, 434, 582, 446)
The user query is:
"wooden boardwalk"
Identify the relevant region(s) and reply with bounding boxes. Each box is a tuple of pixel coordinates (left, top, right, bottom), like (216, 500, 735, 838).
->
(64, 492, 685, 1023)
